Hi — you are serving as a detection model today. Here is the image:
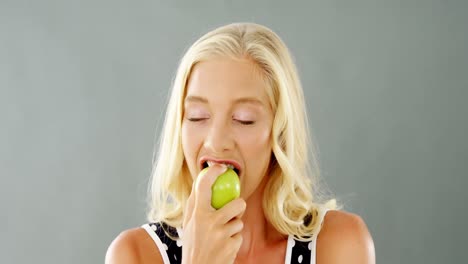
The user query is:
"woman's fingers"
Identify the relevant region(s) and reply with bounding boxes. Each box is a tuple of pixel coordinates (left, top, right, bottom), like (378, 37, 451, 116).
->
(217, 198, 246, 224)
(224, 218, 244, 237)
(181, 164, 244, 263)
(230, 232, 243, 253)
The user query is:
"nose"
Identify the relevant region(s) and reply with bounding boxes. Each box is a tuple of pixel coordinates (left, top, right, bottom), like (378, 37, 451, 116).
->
(203, 118, 234, 154)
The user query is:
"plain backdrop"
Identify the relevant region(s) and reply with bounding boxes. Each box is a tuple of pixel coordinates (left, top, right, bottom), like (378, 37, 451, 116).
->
(1, 0, 467, 263)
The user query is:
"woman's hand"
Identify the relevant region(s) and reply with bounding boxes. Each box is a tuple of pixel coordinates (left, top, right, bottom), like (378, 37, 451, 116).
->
(182, 164, 246, 264)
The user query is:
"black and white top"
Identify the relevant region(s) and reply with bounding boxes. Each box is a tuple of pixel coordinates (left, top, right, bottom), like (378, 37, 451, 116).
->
(141, 207, 329, 264)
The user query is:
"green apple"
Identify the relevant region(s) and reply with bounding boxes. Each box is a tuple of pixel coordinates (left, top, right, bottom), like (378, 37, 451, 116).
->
(200, 167, 241, 209)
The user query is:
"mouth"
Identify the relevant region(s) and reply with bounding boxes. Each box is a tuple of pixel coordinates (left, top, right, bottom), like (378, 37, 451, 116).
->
(200, 158, 242, 176)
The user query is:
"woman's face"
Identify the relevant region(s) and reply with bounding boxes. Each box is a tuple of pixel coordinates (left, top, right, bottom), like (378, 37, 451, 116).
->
(181, 57, 274, 200)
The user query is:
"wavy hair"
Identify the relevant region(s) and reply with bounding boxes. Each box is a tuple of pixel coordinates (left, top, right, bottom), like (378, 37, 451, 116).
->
(147, 22, 337, 241)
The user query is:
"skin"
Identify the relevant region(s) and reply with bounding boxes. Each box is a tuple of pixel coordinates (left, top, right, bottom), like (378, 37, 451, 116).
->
(105, 58, 376, 264)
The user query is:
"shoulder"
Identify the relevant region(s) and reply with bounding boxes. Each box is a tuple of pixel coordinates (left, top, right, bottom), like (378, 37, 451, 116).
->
(105, 227, 164, 264)
(316, 210, 376, 264)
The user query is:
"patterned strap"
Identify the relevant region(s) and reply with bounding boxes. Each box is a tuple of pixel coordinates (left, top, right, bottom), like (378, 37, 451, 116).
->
(141, 222, 182, 264)
(289, 238, 313, 264)
(285, 207, 330, 264)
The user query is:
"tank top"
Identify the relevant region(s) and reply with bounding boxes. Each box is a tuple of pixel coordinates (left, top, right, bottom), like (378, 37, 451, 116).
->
(141, 207, 329, 264)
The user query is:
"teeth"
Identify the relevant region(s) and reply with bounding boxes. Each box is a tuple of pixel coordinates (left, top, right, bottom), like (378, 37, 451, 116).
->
(206, 161, 235, 170)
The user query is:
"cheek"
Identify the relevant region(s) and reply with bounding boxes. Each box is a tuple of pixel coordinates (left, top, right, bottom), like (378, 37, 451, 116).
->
(239, 126, 271, 159)
(237, 126, 271, 197)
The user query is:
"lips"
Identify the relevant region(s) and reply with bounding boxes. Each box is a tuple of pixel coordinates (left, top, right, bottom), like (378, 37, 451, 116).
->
(199, 157, 242, 176)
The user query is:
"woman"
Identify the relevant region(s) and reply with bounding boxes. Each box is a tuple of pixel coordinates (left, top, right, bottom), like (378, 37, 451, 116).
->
(106, 22, 375, 264)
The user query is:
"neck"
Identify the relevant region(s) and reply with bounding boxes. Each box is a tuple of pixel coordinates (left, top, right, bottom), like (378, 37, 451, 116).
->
(236, 177, 286, 260)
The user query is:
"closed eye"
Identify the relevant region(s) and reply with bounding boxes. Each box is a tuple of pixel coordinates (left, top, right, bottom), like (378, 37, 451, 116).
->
(236, 120, 255, 125)
(187, 117, 207, 122)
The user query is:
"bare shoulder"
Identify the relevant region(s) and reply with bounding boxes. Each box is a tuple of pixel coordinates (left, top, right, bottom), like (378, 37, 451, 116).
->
(105, 227, 163, 264)
(316, 210, 376, 264)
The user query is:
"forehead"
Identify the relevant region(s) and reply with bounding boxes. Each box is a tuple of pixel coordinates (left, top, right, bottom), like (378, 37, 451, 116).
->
(185, 58, 270, 104)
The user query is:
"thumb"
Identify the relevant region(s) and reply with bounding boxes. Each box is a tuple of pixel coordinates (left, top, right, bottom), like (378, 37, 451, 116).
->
(194, 163, 228, 210)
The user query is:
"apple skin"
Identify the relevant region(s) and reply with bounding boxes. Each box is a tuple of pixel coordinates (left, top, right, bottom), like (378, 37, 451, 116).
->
(200, 167, 241, 209)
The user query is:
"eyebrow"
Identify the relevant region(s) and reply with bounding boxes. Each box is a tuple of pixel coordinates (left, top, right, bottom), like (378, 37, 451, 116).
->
(184, 95, 265, 106)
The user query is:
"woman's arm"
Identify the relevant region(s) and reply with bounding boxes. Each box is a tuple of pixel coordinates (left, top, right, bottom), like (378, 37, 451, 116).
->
(317, 210, 376, 264)
(105, 228, 164, 264)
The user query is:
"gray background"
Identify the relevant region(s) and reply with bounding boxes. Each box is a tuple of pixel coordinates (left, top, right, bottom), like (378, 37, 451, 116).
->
(1, 0, 467, 263)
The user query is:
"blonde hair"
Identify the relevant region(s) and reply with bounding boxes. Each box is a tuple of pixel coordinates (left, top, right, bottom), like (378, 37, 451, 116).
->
(147, 22, 337, 241)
